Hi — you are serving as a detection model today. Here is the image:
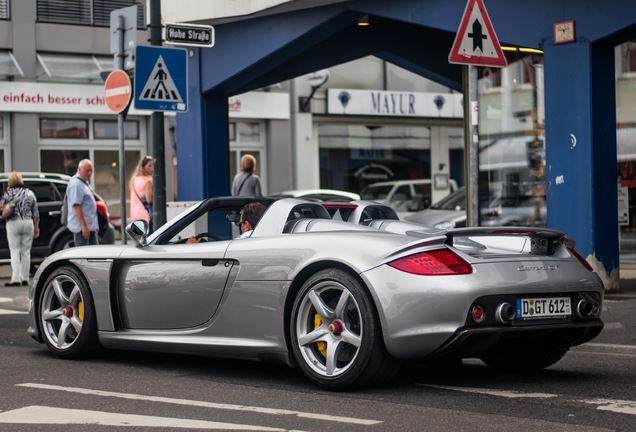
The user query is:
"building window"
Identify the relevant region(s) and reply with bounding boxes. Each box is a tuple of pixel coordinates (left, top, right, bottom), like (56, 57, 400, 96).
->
(40, 118, 88, 139)
(36, 0, 145, 28)
(94, 120, 140, 139)
(0, 0, 9, 19)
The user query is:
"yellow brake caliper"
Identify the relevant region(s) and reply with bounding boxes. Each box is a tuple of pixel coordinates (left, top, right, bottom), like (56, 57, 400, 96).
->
(76, 301, 84, 334)
(314, 314, 327, 358)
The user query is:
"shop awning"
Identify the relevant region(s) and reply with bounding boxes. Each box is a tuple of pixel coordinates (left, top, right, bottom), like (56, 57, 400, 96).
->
(37, 53, 114, 83)
(0, 50, 23, 79)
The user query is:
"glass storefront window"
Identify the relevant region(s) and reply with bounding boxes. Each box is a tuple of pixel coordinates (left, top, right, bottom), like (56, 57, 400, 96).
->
(237, 122, 260, 143)
(40, 118, 88, 139)
(477, 55, 546, 227)
(40, 149, 90, 175)
(94, 120, 140, 139)
(40, 149, 142, 222)
(318, 124, 431, 194)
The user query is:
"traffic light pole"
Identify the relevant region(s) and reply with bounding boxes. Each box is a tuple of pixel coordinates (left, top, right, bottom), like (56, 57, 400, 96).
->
(150, 0, 167, 229)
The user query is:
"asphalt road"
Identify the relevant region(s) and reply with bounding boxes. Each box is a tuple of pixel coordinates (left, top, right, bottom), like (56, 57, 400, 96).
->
(1, 275, 635, 432)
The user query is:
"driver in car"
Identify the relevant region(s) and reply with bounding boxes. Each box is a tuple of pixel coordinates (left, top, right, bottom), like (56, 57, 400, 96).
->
(186, 202, 267, 243)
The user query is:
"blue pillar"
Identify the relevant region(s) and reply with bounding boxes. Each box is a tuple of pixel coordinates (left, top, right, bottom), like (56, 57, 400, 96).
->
(544, 41, 619, 290)
(176, 49, 205, 200)
(176, 49, 230, 200)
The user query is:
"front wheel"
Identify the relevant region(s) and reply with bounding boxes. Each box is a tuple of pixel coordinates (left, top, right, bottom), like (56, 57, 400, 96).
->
(290, 268, 401, 390)
(38, 266, 99, 358)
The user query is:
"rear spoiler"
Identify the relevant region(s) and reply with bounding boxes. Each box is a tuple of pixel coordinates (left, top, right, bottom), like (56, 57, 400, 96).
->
(445, 227, 570, 255)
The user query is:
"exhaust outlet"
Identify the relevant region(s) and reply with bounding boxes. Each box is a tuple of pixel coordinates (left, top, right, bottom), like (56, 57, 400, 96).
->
(496, 302, 516, 323)
(576, 299, 594, 318)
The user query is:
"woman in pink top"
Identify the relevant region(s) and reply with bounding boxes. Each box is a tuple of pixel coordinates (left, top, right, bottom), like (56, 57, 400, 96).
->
(129, 155, 153, 232)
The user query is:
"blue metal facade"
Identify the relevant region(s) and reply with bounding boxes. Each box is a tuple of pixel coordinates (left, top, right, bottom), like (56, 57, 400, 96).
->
(176, 0, 636, 287)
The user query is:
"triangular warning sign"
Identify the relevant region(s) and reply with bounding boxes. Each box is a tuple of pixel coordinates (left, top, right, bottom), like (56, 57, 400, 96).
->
(448, 0, 507, 67)
(138, 55, 184, 102)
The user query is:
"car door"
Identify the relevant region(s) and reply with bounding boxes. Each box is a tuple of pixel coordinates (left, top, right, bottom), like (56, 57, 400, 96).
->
(114, 203, 241, 330)
(24, 179, 65, 253)
(116, 241, 233, 329)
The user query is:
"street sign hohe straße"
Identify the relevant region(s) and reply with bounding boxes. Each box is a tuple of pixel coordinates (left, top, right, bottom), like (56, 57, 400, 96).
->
(164, 22, 214, 48)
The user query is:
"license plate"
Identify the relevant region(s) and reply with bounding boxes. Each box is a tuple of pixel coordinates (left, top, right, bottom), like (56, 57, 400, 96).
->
(516, 297, 571, 319)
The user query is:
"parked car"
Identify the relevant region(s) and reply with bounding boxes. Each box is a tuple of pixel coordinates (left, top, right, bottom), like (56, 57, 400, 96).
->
(406, 186, 547, 229)
(481, 193, 547, 227)
(404, 186, 468, 229)
(0, 172, 115, 268)
(29, 197, 602, 390)
(271, 189, 361, 202)
(360, 179, 458, 215)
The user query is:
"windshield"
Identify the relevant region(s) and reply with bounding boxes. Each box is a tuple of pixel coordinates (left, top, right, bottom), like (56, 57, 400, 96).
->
(360, 185, 393, 200)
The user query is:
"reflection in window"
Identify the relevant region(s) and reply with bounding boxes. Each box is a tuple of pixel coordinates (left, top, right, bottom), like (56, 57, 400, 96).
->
(40, 119, 88, 139)
(94, 120, 140, 139)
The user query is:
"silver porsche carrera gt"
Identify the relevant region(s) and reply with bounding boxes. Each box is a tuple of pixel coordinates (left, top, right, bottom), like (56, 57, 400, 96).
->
(27, 197, 604, 390)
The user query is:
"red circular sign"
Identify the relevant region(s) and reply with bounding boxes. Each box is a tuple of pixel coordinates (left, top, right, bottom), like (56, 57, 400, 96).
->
(104, 69, 132, 113)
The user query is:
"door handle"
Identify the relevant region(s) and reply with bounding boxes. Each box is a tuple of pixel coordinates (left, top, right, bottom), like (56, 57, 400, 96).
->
(49, 210, 61, 216)
(202, 259, 219, 267)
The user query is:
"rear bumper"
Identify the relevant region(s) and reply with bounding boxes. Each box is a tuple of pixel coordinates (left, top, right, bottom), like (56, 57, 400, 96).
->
(427, 320, 604, 359)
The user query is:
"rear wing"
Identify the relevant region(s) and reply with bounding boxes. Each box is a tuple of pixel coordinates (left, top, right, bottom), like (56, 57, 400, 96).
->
(445, 227, 569, 256)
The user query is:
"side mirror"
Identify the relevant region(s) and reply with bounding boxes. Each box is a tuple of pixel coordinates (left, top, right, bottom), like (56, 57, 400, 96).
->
(126, 220, 149, 247)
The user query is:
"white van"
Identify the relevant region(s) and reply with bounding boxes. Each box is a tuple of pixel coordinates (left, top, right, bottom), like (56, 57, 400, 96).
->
(360, 179, 457, 214)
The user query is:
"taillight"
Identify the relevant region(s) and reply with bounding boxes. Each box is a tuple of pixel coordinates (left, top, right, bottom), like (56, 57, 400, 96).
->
(388, 249, 473, 275)
(96, 201, 109, 219)
(568, 247, 593, 272)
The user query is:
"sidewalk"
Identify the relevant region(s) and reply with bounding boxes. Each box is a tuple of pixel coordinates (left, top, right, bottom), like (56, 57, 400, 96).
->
(1, 264, 635, 348)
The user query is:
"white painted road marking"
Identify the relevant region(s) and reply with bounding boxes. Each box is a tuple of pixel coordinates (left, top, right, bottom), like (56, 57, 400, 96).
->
(419, 384, 558, 399)
(420, 384, 636, 416)
(0, 406, 288, 430)
(579, 398, 636, 415)
(0, 308, 27, 315)
(17, 383, 381, 426)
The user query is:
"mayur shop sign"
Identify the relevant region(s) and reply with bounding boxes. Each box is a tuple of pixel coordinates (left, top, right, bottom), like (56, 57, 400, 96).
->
(327, 88, 463, 118)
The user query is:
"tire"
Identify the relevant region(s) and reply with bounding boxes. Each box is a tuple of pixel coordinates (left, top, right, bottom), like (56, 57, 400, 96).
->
(481, 346, 569, 371)
(38, 266, 100, 358)
(52, 233, 74, 253)
(290, 268, 401, 390)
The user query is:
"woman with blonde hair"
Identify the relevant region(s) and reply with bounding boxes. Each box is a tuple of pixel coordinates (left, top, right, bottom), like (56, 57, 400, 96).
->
(129, 155, 153, 232)
(0, 171, 39, 286)
(232, 154, 262, 196)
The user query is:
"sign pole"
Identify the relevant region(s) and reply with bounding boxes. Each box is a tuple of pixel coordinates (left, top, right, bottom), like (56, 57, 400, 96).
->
(117, 14, 128, 244)
(467, 65, 480, 227)
(150, 0, 167, 229)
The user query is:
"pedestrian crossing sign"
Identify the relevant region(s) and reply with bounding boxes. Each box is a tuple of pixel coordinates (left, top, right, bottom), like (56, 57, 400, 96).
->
(134, 46, 188, 112)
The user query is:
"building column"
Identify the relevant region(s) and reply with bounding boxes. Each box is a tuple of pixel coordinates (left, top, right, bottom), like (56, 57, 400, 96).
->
(176, 49, 229, 200)
(544, 41, 619, 290)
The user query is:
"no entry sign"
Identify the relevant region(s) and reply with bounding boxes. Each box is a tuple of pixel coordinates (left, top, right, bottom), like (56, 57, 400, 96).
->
(104, 69, 132, 113)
